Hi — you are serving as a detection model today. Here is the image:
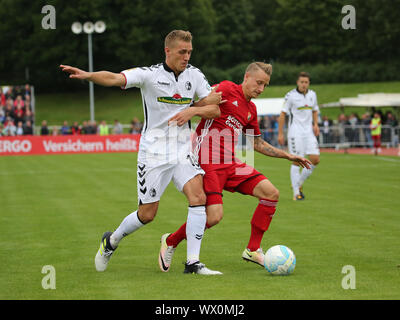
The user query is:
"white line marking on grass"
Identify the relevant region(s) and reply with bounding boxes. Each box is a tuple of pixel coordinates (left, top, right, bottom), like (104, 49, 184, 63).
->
(376, 157, 400, 163)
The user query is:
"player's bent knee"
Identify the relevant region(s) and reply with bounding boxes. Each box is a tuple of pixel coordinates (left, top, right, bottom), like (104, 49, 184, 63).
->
(138, 205, 158, 224)
(260, 186, 279, 201)
(139, 212, 156, 223)
(206, 205, 223, 227)
(269, 187, 280, 201)
(207, 213, 223, 227)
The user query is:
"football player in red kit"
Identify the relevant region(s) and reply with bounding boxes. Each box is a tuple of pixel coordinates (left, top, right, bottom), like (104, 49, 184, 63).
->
(159, 62, 312, 273)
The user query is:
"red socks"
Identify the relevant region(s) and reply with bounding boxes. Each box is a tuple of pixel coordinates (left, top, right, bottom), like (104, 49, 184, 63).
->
(247, 199, 277, 251)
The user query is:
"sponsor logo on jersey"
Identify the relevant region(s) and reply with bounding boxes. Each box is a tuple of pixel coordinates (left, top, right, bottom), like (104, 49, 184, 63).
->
(232, 100, 238, 107)
(225, 115, 243, 135)
(298, 105, 313, 110)
(157, 94, 192, 105)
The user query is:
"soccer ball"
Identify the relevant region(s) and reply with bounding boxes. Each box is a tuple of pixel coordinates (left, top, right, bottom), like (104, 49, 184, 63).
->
(264, 245, 296, 275)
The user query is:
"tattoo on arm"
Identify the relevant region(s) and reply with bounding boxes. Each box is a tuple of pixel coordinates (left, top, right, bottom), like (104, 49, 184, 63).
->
(253, 136, 287, 158)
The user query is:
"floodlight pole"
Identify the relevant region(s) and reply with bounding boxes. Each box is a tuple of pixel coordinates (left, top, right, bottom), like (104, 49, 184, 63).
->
(88, 33, 95, 122)
(71, 21, 106, 123)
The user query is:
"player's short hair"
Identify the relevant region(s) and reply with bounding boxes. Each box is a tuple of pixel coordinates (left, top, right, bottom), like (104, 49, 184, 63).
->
(164, 30, 192, 48)
(245, 62, 273, 76)
(297, 71, 310, 80)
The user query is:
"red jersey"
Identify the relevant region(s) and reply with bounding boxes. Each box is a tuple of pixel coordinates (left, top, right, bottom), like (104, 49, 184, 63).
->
(194, 80, 261, 167)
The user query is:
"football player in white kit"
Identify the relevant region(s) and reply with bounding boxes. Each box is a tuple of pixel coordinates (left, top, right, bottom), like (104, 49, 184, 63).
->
(60, 30, 223, 275)
(278, 72, 320, 201)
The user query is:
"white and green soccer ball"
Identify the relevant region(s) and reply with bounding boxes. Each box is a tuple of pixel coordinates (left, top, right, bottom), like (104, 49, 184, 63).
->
(264, 245, 296, 275)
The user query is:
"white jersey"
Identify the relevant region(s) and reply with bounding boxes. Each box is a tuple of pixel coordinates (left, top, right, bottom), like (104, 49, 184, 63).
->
(121, 63, 211, 165)
(282, 88, 319, 136)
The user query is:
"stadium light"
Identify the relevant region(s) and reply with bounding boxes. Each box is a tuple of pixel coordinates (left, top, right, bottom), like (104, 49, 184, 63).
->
(71, 21, 107, 122)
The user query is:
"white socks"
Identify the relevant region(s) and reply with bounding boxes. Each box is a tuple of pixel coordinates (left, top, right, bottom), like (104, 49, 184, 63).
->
(290, 165, 301, 196)
(110, 211, 144, 249)
(291, 164, 315, 196)
(186, 205, 207, 265)
(298, 164, 315, 187)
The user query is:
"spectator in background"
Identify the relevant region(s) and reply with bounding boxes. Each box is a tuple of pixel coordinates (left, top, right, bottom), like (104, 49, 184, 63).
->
(23, 120, 33, 135)
(87, 120, 97, 134)
(81, 120, 89, 134)
(370, 112, 382, 155)
(348, 113, 360, 144)
(4, 98, 14, 120)
(13, 103, 25, 124)
(23, 84, 31, 98)
(361, 112, 373, 148)
(98, 120, 109, 136)
(0, 105, 5, 123)
(24, 109, 34, 124)
(0, 123, 3, 136)
(13, 95, 25, 109)
(24, 94, 31, 110)
(40, 120, 50, 135)
(71, 121, 81, 135)
(3, 117, 16, 136)
(16, 121, 24, 136)
(322, 115, 332, 144)
(270, 115, 279, 147)
(113, 119, 123, 134)
(260, 116, 271, 143)
(52, 126, 59, 136)
(384, 111, 398, 147)
(130, 117, 142, 134)
(61, 120, 70, 135)
(5, 86, 15, 100)
(258, 116, 266, 138)
(0, 87, 6, 107)
(337, 113, 348, 143)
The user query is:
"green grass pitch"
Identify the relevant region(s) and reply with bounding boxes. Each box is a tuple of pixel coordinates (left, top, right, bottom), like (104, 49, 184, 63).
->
(1, 152, 399, 300)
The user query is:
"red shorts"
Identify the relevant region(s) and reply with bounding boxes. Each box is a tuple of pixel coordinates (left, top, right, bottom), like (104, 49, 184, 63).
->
(202, 162, 267, 206)
(372, 135, 381, 148)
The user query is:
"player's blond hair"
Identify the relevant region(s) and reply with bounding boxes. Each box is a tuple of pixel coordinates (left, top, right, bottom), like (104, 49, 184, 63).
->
(164, 30, 192, 48)
(245, 62, 273, 76)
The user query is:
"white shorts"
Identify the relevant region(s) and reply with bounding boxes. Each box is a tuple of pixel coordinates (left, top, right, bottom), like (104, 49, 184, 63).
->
(136, 154, 205, 204)
(288, 134, 320, 157)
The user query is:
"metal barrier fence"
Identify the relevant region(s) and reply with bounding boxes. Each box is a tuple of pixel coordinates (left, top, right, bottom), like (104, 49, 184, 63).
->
(259, 125, 400, 149)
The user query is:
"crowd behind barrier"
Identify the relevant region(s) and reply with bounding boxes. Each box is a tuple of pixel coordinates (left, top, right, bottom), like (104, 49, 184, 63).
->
(0, 85, 34, 136)
(1, 88, 398, 150)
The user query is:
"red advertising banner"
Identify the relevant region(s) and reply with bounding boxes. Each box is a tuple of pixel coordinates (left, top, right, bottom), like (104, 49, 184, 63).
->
(0, 134, 141, 156)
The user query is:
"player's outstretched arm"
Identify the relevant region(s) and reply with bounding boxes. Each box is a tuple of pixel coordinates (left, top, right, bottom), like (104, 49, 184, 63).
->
(59, 65, 125, 87)
(253, 136, 312, 169)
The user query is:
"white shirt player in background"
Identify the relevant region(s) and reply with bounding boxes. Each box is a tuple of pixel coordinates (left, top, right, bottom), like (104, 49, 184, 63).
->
(278, 72, 321, 201)
(60, 30, 223, 275)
